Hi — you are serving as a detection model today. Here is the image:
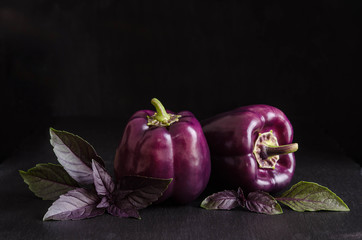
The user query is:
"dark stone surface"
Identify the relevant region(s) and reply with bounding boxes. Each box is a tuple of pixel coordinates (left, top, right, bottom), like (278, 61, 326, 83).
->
(1, 118, 361, 240)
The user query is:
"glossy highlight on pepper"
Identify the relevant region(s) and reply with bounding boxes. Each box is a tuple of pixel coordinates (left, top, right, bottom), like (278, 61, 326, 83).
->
(114, 98, 211, 204)
(202, 105, 298, 193)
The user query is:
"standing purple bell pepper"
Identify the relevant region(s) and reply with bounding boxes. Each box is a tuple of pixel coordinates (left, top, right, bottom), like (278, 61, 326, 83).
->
(202, 105, 298, 193)
(114, 98, 211, 204)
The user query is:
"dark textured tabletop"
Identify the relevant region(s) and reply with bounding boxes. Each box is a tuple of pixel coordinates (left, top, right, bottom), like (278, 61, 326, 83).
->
(1, 118, 361, 240)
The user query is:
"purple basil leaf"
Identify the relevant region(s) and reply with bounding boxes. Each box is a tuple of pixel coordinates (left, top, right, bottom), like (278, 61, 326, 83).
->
(19, 163, 79, 200)
(107, 204, 141, 219)
(106, 189, 141, 219)
(49, 128, 104, 185)
(116, 176, 172, 209)
(245, 191, 283, 215)
(200, 190, 240, 210)
(92, 160, 115, 196)
(237, 187, 246, 207)
(97, 197, 110, 208)
(43, 188, 105, 221)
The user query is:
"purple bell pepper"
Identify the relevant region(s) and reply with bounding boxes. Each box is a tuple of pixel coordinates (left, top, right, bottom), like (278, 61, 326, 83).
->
(202, 105, 298, 193)
(114, 98, 211, 204)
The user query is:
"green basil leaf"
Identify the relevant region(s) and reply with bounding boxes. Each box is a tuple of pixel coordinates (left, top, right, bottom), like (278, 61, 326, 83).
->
(19, 163, 79, 200)
(276, 181, 350, 212)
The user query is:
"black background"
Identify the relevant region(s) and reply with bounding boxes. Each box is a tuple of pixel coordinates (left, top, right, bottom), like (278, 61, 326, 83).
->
(1, 0, 361, 166)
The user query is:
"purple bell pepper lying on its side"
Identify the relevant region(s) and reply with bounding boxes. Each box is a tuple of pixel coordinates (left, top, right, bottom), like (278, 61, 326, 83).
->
(114, 98, 211, 204)
(202, 105, 298, 193)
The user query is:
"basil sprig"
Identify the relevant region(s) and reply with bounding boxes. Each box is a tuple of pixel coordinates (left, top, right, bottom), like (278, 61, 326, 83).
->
(201, 181, 349, 215)
(20, 128, 172, 221)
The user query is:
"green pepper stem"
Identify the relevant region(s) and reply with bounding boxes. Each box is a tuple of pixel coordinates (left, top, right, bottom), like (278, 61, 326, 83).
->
(260, 143, 299, 159)
(151, 98, 171, 123)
